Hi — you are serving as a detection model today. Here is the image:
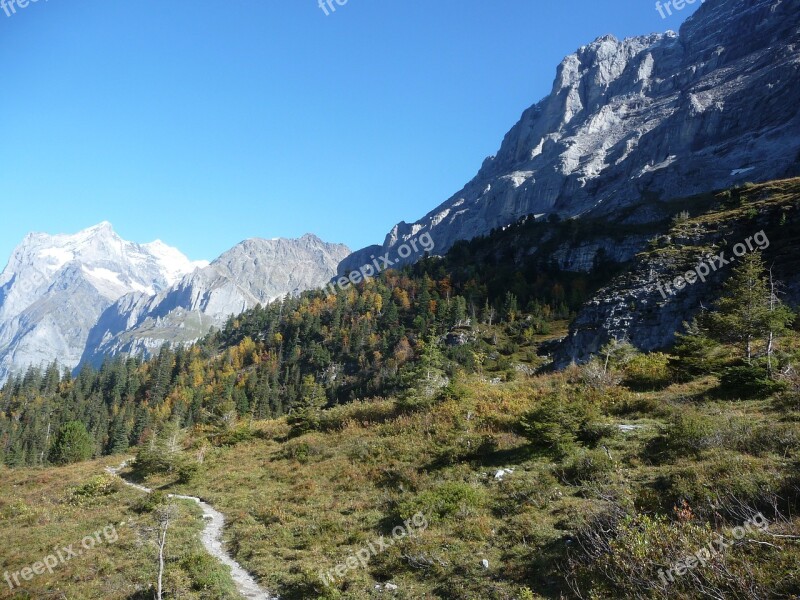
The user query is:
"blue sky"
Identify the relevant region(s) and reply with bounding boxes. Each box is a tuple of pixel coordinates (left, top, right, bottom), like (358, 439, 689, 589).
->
(0, 0, 700, 264)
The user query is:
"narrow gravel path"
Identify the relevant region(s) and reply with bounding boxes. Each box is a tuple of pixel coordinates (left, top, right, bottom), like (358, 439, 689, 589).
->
(106, 461, 277, 600)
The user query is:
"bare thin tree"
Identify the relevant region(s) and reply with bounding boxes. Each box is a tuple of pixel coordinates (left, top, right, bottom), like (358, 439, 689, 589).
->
(154, 503, 178, 600)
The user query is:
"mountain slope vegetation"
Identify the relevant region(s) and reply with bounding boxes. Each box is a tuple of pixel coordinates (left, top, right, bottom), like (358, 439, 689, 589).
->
(3, 179, 800, 599)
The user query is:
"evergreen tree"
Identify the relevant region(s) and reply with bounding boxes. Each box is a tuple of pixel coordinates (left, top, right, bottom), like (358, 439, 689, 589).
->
(707, 252, 793, 364)
(398, 333, 448, 410)
(50, 421, 95, 464)
(670, 319, 726, 379)
(503, 292, 519, 323)
(287, 375, 328, 435)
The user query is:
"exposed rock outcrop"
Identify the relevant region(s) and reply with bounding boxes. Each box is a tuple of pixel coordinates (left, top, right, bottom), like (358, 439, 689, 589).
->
(555, 179, 800, 366)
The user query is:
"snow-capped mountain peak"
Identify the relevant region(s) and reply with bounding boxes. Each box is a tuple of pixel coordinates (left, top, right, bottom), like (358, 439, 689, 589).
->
(0, 223, 350, 382)
(0, 222, 206, 382)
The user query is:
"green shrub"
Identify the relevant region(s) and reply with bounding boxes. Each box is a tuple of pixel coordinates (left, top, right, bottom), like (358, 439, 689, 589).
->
(735, 422, 800, 457)
(579, 421, 618, 445)
(517, 587, 544, 600)
(276, 438, 327, 464)
(317, 399, 397, 432)
(624, 353, 671, 390)
(568, 511, 713, 598)
(520, 393, 605, 457)
(718, 364, 785, 399)
(561, 448, 615, 485)
(213, 424, 255, 446)
(608, 393, 661, 417)
(491, 470, 560, 517)
(180, 551, 239, 595)
(653, 453, 783, 518)
(177, 461, 201, 484)
(132, 490, 167, 513)
(397, 481, 485, 523)
(656, 410, 718, 457)
(68, 474, 119, 505)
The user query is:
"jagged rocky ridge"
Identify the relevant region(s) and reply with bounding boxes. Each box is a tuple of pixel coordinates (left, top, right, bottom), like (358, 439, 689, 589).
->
(339, 0, 800, 277)
(0, 225, 350, 381)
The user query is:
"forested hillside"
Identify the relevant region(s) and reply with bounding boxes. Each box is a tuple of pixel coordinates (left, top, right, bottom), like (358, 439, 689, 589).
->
(2, 180, 798, 470)
(0, 212, 614, 467)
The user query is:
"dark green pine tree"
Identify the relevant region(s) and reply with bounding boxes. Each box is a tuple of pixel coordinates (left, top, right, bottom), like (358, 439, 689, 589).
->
(108, 409, 132, 454)
(287, 375, 328, 435)
(150, 344, 175, 405)
(49, 421, 95, 464)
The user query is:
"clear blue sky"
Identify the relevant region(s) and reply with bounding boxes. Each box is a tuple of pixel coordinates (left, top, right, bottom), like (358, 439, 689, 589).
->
(0, 0, 700, 264)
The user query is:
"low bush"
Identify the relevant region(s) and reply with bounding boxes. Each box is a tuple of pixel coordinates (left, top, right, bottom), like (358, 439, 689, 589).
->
(275, 438, 327, 464)
(520, 392, 608, 457)
(491, 470, 560, 517)
(651, 453, 783, 518)
(397, 481, 485, 523)
(624, 353, 672, 390)
(177, 461, 201, 484)
(67, 473, 120, 505)
(212, 424, 256, 446)
(579, 359, 623, 390)
(561, 448, 615, 485)
(180, 552, 240, 596)
(317, 399, 397, 432)
(132, 490, 168, 513)
(567, 510, 714, 599)
(718, 364, 786, 399)
(651, 410, 718, 458)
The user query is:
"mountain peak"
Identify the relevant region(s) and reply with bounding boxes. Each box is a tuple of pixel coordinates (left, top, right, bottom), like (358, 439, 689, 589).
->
(0, 224, 211, 382)
(82, 220, 117, 237)
(339, 0, 800, 276)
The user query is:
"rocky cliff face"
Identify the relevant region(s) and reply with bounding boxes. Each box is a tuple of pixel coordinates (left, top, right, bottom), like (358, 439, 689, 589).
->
(79, 234, 350, 367)
(339, 0, 800, 277)
(0, 223, 206, 382)
(555, 179, 800, 366)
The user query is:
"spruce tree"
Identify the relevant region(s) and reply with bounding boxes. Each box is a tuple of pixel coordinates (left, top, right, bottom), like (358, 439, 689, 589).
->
(707, 252, 793, 364)
(287, 375, 327, 435)
(50, 421, 95, 464)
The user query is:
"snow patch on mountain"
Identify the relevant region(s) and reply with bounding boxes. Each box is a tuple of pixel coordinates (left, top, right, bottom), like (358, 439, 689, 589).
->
(0, 223, 204, 382)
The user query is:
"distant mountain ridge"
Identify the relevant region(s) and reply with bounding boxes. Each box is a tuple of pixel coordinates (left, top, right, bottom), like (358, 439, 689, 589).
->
(339, 0, 800, 276)
(0, 225, 349, 381)
(80, 234, 350, 367)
